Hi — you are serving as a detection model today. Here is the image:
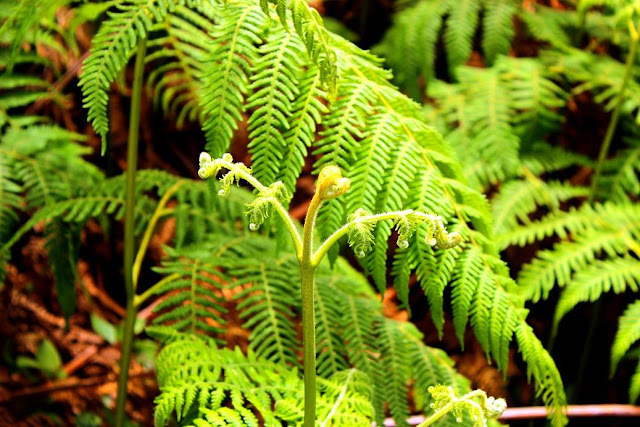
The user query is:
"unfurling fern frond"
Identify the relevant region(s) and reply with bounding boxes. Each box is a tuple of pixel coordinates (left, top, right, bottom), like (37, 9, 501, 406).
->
(154, 333, 373, 426)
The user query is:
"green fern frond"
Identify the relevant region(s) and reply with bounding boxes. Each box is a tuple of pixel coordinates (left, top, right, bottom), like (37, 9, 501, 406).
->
(515, 322, 568, 426)
(201, 5, 265, 156)
(445, 0, 482, 72)
(519, 4, 574, 48)
(154, 333, 374, 426)
(246, 27, 306, 185)
(145, 4, 213, 127)
(554, 258, 640, 332)
(231, 253, 300, 366)
(492, 179, 589, 238)
(482, 0, 518, 64)
(518, 203, 640, 302)
(80, 0, 199, 152)
(597, 144, 640, 202)
(149, 246, 228, 339)
(611, 299, 640, 376)
(264, 0, 338, 97)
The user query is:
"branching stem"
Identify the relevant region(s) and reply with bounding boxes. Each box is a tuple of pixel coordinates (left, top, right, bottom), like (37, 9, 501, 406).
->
(198, 154, 461, 425)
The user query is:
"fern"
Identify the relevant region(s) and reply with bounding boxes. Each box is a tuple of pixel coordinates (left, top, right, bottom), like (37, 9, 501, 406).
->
(154, 333, 373, 426)
(517, 203, 640, 302)
(611, 299, 640, 403)
(73, 0, 567, 422)
(375, 0, 519, 96)
(79, 0, 201, 152)
(148, 229, 482, 426)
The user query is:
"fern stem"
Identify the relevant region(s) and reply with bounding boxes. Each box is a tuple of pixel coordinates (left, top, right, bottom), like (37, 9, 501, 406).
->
(115, 38, 146, 427)
(301, 262, 317, 427)
(301, 190, 322, 426)
(590, 26, 639, 200)
(313, 209, 414, 266)
(132, 180, 186, 289)
(134, 273, 181, 308)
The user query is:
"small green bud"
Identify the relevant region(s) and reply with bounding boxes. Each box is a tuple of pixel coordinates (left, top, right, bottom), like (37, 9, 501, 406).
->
(317, 165, 350, 200)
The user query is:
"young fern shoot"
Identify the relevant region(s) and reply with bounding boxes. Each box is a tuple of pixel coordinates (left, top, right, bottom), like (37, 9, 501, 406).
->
(418, 385, 506, 427)
(198, 152, 462, 425)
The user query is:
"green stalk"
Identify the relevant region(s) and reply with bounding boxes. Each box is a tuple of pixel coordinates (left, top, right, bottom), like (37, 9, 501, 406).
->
(114, 38, 146, 427)
(301, 192, 322, 427)
(571, 24, 639, 403)
(590, 27, 639, 199)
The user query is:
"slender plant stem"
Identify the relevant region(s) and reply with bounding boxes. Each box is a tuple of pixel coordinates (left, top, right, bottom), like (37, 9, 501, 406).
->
(301, 191, 322, 427)
(301, 263, 317, 427)
(571, 24, 639, 404)
(313, 209, 414, 266)
(114, 38, 146, 427)
(416, 402, 454, 427)
(132, 180, 186, 289)
(589, 26, 639, 199)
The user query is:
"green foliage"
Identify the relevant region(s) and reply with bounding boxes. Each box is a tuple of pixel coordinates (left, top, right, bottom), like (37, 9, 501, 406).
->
(375, 0, 519, 98)
(611, 299, 640, 403)
(154, 334, 373, 426)
(79, 0, 202, 152)
(148, 230, 479, 426)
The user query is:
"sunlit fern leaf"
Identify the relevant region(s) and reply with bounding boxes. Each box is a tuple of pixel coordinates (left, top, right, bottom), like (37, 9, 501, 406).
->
(150, 246, 229, 339)
(597, 144, 640, 203)
(154, 333, 374, 426)
(542, 48, 640, 123)
(0, 0, 72, 68)
(374, 0, 448, 99)
(611, 299, 640, 376)
(0, 152, 22, 246)
(518, 203, 640, 302)
(492, 179, 589, 238)
(451, 247, 483, 346)
(554, 258, 640, 336)
(277, 66, 327, 192)
(407, 333, 472, 423)
(80, 0, 200, 152)
(315, 369, 374, 426)
(0, 185, 157, 254)
(482, 0, 517, 65)
(201, 5, 265, 156)
(0, 74, 56, 111)
(265, 0, 338, 97)
(246, 26, 305, 185)
(338, 293, 377, 379)
(521, 141, 591, 176)
(445, 0, 482, 72)
(515, 322, 568, 426)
